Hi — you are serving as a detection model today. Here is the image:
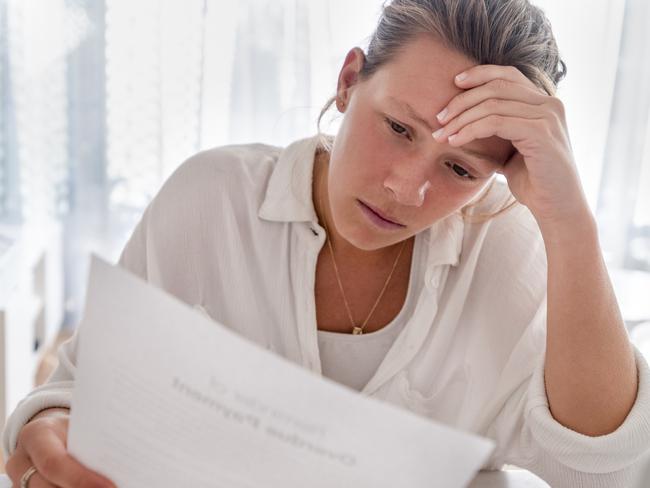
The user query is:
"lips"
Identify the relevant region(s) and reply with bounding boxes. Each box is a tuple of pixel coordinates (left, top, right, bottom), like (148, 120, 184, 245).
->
(358, 200, 405, 227)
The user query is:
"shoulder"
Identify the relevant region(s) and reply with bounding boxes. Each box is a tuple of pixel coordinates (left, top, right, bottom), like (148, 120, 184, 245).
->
(164, 142, 282, 193)
(147, 141, 283, 219)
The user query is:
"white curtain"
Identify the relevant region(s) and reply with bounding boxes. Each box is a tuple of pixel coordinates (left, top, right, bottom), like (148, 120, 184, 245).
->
(0, 0, 72, 222)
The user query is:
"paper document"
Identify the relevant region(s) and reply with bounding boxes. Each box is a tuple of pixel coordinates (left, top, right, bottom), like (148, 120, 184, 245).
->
(68, 255, 495, 487)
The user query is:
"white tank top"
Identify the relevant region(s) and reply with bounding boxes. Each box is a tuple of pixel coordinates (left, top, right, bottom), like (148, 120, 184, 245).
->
(317, 315, 407, 391)
(316, 237, 422, 392)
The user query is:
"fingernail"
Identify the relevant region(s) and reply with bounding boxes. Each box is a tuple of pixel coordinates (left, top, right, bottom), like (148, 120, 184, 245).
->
(448, 134, 457, 143)
(436, 108, 448, 122)
(432, 128, 444, 140)
(456, 72, 468, 82)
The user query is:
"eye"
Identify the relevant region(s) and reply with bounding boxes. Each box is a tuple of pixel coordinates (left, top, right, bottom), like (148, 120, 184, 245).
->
(445, 161, 477, 181)
(385, 118, 412, 140)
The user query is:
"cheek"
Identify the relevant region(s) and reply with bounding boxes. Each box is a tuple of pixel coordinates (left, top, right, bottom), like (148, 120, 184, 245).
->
(331, 140, 391, 185)
(347, 113, 399, 156)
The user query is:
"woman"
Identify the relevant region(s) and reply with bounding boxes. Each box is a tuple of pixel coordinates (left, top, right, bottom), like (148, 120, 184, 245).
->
(4, 0, 650, 487)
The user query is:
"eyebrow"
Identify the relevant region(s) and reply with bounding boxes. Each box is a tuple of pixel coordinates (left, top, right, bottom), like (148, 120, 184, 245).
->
(386, 96, 504, 168)
(388, 95, 437, 132)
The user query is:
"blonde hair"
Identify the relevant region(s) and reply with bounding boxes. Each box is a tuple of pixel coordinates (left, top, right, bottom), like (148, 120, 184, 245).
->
(316, 0, 566, 223)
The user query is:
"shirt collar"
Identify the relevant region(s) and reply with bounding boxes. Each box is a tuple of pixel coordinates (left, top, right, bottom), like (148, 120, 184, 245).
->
(258, 134, 323, 224)
(258, 133, 464, 268)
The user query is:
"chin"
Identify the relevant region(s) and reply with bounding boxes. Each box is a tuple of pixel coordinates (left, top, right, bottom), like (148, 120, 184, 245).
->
(339, 222, 405, 251)
(347, 237, 382, 251)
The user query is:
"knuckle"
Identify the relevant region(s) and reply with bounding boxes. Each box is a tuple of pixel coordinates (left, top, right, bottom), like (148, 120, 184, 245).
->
(17, 416, 57, 447)
(551, 96, 565, 115)
(536, 119, 553, 138)
(39, 453, 63, 477)
(542, 109, 556, 124)
(17, 422, 35, 444)
(550, 111, 563, 128)
(491, 78, 509, 92)
(4, 453, 19, 478)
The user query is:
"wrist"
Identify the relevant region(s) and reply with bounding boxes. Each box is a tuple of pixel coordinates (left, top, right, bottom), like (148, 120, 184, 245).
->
(535, 206, 598, 248)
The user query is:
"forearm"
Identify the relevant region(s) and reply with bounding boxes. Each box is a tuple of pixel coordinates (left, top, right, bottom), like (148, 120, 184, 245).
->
(539, 211, 638, 437)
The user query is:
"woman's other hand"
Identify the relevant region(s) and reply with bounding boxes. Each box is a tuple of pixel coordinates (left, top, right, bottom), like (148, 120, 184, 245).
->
(433, 65, 590, 230)
(5, 408, 116, 488)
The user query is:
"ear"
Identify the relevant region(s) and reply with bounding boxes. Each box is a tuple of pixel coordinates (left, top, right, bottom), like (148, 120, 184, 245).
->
(336, 47, 365, 106)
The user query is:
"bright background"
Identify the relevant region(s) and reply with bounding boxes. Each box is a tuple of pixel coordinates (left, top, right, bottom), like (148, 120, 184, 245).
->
(0, 0, 649, 456)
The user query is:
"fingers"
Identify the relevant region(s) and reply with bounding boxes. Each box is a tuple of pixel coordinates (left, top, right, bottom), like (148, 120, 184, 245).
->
(454, 65, 545, 93)
(437, 78, 545, 128)
(433, 66, 568, 159)
(14, 418, 115, 488)
(445, 115, 548, 149)
(5, 444, 57, 488)
(24, 425, 113, 488)
(433, 98, 543, 143)
(26, 472, 59, 488)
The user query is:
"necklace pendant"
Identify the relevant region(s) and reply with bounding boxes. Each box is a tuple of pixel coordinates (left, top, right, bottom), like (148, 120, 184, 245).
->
(352, 326, 364, 335)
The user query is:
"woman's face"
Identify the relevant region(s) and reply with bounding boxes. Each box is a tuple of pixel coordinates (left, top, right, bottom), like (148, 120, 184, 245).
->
(326, 34, 514, 251)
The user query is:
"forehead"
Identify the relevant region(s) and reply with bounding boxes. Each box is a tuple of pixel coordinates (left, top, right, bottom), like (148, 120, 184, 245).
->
(364, 35, 514, 166)
(375, 35, 474, 105)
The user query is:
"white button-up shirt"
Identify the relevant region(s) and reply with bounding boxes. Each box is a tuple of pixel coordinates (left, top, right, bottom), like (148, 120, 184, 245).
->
(4, 134, 650, 487)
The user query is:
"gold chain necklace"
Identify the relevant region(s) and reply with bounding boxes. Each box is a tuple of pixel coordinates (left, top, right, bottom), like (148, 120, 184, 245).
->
(317, 168, 407, 335)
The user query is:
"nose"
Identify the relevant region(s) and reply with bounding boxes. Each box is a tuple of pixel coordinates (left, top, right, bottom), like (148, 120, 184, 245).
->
(383, 166, 431, 207)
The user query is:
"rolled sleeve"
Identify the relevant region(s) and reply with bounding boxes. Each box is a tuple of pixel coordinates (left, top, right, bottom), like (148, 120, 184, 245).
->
(1, 333, 79, 459)
(490, 344, 650, 487)
(525, 344, 650, 473)
(1, 383, 73, 460)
